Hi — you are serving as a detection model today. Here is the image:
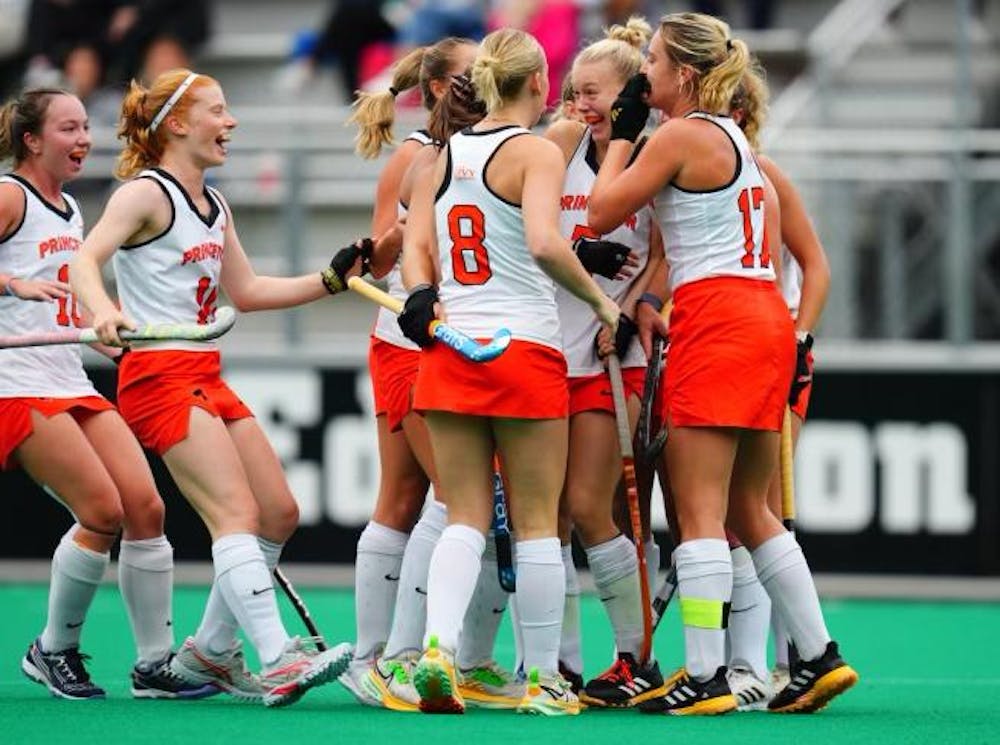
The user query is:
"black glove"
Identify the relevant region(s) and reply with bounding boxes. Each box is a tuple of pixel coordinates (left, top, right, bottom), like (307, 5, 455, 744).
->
(398, 284, 438, 348)
(789, 334, 814, 406)
(321, 237, 373, 294)
(596, 313, 637, 359)
(610, 73, 651, 142)
(574, 237, 631, 280)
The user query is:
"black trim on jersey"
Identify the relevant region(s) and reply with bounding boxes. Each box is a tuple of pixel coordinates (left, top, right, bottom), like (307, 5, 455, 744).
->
(434, 144, 453, 203)
(120, 176, 175, 250)
(403, 129, 434, 146)
(152, 167, 220, 227)
(628, 135, 648, 167)
(482, 132, 530, 208)
(0, 177, 27, 244)
(582, 132, 645, 175)
(8, 173, 75, 222)
(460, 124, 522, 137)
(669, 115, 741, 194)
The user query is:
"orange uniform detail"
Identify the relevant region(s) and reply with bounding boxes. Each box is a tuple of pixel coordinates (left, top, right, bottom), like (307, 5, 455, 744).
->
(0, 396, 114, 470)
(568, 367, 645, 417)
(369, 337, 420, 432)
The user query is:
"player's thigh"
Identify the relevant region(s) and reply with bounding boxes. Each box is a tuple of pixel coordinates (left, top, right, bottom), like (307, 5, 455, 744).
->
(78, 409, 164, 539)
(565, 411, 621, 547)
(424, 411, 493, 532)
(665, 425, 737, 542)
(226, 416, 299, 541)
(163, 407, 259, 539)
(373, 414, 430, 531)
(16, 410, 123, 536)
(493, 416, 568, 540)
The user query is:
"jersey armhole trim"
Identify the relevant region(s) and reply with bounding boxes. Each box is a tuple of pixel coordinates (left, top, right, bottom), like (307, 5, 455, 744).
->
(482, 132, 530, 208)
(668, 119, 742, 195)
(0, 182, 27, 245)
(434, 144, 453, 203)
(121, 176, 175, 250)
(8, 173, 75, 221)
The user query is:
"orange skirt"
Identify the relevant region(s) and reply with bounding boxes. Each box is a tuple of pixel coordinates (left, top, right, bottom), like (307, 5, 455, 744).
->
(117, 350, 253, 455)
(663, 277, 794, 431)
(414, 339, 568, 419)
(568, 367, 646, 417)
(369, 337, 420, 432)
(0, 395, 114, 470)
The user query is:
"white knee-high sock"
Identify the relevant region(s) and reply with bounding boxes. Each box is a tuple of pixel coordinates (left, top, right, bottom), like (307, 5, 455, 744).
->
(727, 546, 771, 680)
(772, 607, 790, 668)
(586, 534, 643, 659)
(516, 538, 564, 677)
(354, 521, 409, 660)
(645, 538, 661, 602)
(211, 533, 289, 667)
(194, 536, 282, 656)
(457, 534, 509, 669)
(384, 500, 447, 659)
(559, 543, 582, 676)
(40, 526, 109, 653)
(752, 532, 830, 662)
(674, 538, 732, 681)
(423, 524, 485, 653)
(119, 535, 174, 665)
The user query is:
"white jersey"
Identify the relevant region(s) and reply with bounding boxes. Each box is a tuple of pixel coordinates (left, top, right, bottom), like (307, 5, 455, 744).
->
(113, 168, 226, 351)
(372, 130, 434, 350)
(556, 131, 651, 375)
(435, 126, 561, 350)
(0, 175, 98, 398)
(655, 113, 774, 292)
(780, 245, 802, 318)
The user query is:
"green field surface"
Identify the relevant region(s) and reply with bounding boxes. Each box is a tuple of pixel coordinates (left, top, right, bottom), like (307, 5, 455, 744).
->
(0, 583, 997, 744)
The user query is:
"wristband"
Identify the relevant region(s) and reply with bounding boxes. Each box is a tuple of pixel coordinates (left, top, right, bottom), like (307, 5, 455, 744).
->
(1, 277, 18, 296)
(796, 330, 814, 348)
(639, 292, 664, 312)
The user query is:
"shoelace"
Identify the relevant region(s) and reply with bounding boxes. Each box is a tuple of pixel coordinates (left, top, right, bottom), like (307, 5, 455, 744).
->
(596, 658, 634, 684)
(54, 649, 93, 684)
(386, 660, 411, 685)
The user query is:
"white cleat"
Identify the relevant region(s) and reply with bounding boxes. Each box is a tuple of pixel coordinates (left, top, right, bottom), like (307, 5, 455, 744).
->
(261, 637, 353, 708)
(728, 665, 773, 711)
(339, 657, 382, 708)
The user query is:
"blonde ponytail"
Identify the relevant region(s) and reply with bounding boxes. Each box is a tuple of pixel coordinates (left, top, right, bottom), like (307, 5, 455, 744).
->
(348, 46, 426, 159)
(573, 15, 651, 84)
(730, 63, 769, 150)
(471, 29, 545, 113)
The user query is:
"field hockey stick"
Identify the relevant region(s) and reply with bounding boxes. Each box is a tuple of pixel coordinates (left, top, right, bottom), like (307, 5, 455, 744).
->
(272, 567, 327, 651)
(607, 353, 654, 664)
(347, 277, 511, 362)
(780, 406, 796, 533)
(0, 306, 236, 348)
(491, 454, 516, 592)
(650, 563, 678, 633)
(636, 336, 663, 456)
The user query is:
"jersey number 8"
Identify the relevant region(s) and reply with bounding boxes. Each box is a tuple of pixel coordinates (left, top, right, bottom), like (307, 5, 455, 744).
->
(448, 204, 492, 286)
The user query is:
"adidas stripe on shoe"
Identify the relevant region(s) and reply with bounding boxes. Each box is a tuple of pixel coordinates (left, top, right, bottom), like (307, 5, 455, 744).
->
(768, 641, 858, 714)
(637, 667, 736, 716)
(579, 653, 667, 708)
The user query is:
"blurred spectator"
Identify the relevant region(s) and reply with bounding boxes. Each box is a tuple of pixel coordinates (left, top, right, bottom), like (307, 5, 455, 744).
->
(398, 0, 487, 47)
(491, 0, 579, 107)
(692, 0, 774, 30)
(103, 1, 210, 85)
(277, 0, 398, 102)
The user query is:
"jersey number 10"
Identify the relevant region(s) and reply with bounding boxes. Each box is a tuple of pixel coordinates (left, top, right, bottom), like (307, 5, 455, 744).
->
(448, 205, 492, 285)
(55, 263, 83, 328)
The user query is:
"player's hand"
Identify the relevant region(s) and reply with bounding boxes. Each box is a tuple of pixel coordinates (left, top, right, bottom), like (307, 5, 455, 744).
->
(573, 237, 638, 280)
(789, 335, 814, 406)
(610, 73, 651, 143)
(594, 294, 620, 340)
(636, 299, 669, 360)
(4, 277, 71, 302)
(91, 307, 137, 347)
(398, 284, 439, 347)
(321, 237, 373, 294)
(595, 313, 637, 360)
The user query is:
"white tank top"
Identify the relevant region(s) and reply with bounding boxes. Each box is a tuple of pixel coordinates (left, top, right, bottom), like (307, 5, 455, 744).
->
(655, 113, 774, 292)
(556, 131, 651, 375)
(372, 130, 434, 350)
(435, 126, 561, 350)
(113, 168, 226, 351)
(780, 245, 802, 318)
(0, 175, 98, 398)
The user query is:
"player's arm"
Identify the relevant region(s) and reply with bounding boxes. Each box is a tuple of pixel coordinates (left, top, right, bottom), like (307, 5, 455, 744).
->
(521, 137, 619, 331)
(759, 154, 829, 333)
(0, 182, 68, 300)
(588, 121, 685, 235)
(71, 179, 166, 343)
(400, 149, 442, 291)
(543, 118, 586, 165)
(368, 139, 423, 278)
(762, 171, 783, 287)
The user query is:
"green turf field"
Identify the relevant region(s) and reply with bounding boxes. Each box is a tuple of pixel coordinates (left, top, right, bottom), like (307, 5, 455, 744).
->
(1, 583, 997, 744)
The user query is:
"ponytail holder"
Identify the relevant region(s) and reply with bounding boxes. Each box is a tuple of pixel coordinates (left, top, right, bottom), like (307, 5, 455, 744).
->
(726, 39, 734, 52)
(389, 86, 399, 98)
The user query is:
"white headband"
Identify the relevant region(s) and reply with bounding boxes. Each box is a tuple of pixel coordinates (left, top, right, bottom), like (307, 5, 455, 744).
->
(149, 73, 199, 133)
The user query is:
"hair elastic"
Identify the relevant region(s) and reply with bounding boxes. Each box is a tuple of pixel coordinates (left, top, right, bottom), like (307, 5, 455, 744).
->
(726, 39, 734, 51)
(389, 86, 400, 97)
(149, 72, 199, 132)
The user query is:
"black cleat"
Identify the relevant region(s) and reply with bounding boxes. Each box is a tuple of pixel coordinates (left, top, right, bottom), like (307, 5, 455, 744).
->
(22, 638, 105, 700)
(579, 653, 666, 707)
(558, 661, 584, 696)
(132, 653, 221, 699)
(768, 641, 858, 713)
(637, 666, 736, 715)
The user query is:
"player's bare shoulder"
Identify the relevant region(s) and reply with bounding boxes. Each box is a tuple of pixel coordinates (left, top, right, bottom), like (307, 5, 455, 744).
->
(544, 119, 587, 163)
